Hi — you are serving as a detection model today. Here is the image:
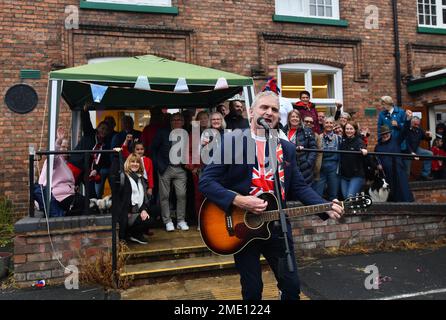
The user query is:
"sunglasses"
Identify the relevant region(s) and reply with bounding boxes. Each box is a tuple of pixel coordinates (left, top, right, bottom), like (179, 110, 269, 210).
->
(304, 120, 314, 124)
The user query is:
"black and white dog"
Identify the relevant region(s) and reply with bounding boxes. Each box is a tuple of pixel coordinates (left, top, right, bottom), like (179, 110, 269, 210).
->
(90, 195, 112, 214)
(368, 173, 390, 202)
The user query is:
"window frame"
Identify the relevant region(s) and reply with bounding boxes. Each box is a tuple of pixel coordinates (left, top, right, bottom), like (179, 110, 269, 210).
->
(85, 0, 172, 6)
(417, 0, 446, 28)
(277, 63, 343, 109)
(80, 0, 178, 14)
(275, 0, 340, 20)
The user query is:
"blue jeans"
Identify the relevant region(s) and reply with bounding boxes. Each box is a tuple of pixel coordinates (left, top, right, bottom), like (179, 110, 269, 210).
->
(95, 167, 110, 199)
(33, 184, 65, 217)
(405, 147, 433, 177)
(340, 177, 365, 199)
(312, 161, 339, 200)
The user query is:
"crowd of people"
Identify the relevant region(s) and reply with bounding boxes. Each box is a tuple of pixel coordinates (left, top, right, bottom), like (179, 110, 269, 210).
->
(34, 83, 445, 245)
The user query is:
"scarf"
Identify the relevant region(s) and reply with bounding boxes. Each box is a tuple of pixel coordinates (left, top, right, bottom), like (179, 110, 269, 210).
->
(127, 172, 144, 209)
(250, 134, 285, 202)
(276, 141, 286, 202)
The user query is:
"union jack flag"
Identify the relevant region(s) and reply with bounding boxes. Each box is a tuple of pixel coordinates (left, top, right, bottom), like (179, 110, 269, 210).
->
(249, 140, 285, 201)
(250, 166, 275, 196)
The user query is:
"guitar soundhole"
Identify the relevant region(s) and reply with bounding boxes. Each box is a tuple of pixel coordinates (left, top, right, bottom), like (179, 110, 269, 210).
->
(245, 213, 263, 229)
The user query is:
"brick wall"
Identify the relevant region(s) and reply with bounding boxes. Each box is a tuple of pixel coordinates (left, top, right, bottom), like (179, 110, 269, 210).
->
(414, 190, 446, 203)
(13, 215, 112, 287)
(2, 0, 446, 216)
(292, 203, 446, 256)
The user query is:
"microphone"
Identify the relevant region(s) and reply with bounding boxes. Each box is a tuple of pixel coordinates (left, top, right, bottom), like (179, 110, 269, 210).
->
(257, 117, 271, 131)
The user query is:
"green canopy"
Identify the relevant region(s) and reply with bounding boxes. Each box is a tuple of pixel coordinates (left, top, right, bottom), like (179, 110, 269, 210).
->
(49, 55, 254, 110)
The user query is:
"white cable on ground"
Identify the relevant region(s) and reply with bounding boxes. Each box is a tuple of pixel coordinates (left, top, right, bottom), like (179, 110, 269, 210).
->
(35, 82, 69, 272)
(36, 162, 69, 272)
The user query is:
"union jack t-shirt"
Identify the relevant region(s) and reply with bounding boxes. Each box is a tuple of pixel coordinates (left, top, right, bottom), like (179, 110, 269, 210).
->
(250, 136, 275, 196)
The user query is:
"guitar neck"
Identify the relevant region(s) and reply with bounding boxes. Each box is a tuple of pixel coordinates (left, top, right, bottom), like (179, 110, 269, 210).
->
(262, 202, 339, 222)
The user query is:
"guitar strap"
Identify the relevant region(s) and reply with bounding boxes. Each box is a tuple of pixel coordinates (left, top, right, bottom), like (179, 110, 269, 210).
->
(225, 206, 235, 236)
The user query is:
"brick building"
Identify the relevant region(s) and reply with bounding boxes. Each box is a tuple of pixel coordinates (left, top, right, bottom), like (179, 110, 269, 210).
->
(1, 0, 446, 216)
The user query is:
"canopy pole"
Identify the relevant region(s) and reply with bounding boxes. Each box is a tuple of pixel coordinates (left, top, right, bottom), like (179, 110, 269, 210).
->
(46, 79, 62, 212)
(243, 85, 255, 123)
(71, 110, 81, 149)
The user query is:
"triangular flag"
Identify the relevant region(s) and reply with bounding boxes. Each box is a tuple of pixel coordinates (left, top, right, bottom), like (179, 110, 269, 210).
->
(214, 77, 228, 90)
(134, 76, 151, 90)
(174, 77, 189, 93)
(90, 84, 108, 103)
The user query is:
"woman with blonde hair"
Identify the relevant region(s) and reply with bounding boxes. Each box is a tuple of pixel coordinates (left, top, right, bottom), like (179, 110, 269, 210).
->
(377, 95, 407, 143)
(117, 153, 153, 244)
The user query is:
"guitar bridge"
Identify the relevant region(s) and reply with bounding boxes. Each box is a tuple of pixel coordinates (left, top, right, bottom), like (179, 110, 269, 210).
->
(225, 215, 235, 236)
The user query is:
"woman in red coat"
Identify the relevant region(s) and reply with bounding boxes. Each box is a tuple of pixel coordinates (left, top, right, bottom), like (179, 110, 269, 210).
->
(293, 90, 321, 134)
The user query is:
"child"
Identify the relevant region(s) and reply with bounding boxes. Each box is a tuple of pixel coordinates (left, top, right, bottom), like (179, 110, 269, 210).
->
(134, 141, 155, 236)
(133, 141, 154, 197)
(432, 138, 446, 179)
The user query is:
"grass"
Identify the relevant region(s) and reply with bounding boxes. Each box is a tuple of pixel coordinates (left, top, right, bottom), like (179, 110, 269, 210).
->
(0, 197, 14, 248)
(79, 241, 133, 290)
(323, 236, 446, 256)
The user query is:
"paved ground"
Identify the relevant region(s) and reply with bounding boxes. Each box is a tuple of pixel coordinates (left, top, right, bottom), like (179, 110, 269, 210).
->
(299, 246, 446, 300)
(0, 285, 119, 300)
(1, 246, 446, 300)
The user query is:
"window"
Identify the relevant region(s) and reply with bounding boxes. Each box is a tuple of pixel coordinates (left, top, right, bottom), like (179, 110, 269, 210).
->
(80, 0, 178, 14)
(418, 0, 446, 28)
(275, 0, 340, 20)
(85, 0, 172, 6)
(278, 64, 343, 111)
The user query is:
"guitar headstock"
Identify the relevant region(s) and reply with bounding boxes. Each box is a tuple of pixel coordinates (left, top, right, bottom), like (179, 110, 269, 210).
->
(343, 193, 373, 214)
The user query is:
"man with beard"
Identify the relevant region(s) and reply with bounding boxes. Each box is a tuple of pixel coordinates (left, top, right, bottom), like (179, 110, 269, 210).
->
(225, 99, 249, 130)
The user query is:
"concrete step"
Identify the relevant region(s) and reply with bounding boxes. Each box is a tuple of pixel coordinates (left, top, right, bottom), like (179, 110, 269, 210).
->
(121, 269, 310, 300)
(122, 227, 211, 264)
(121, 253, 267, 279)
(120, 226, 266, 284)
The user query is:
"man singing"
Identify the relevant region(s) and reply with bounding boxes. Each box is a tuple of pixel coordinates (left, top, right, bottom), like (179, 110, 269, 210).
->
(199, 91, 344, 300)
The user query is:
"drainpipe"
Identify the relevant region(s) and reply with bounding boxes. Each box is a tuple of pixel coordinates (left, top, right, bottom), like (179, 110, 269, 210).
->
(392, 0, 402, 106)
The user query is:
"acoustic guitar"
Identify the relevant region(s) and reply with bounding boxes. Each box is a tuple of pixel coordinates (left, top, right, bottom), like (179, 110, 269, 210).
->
(199, 192, 372, 256)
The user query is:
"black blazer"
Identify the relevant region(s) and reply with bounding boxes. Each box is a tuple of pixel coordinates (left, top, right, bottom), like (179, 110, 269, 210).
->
(116, 174, 150, 239)
(151, 127, 174, 174)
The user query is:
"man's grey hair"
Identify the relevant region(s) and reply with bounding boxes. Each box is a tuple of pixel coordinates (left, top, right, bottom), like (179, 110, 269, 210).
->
(325, 116, 335, 122)
(411, 116, 421, 123)
(340, 112, 351, 119)
(251, 91, 279, 109)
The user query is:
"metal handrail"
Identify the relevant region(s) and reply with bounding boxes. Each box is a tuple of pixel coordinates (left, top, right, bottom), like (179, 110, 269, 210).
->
(29, 148, 122, 288)
(299, 148, 446, 160)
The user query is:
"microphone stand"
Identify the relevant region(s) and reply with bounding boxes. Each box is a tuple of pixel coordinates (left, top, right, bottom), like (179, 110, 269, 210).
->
(265, 127, 294, 273)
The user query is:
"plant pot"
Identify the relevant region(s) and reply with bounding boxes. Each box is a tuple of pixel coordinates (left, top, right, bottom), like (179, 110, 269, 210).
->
(0, 252, 12, 279)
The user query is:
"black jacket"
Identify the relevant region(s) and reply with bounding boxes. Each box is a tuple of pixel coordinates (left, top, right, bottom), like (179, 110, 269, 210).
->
(404, 122, 432, 153)
(340, 135, 366, 178)
(224, 112, 249, 130)
(116, 174, 150, 239)
(283, 125, 317, 184)
(151, 127, 174, 174)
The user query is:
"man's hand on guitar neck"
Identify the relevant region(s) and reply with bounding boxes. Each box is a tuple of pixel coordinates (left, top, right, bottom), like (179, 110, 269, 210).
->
(326, 199, 344, 220)
(233, 195, 268, 214)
